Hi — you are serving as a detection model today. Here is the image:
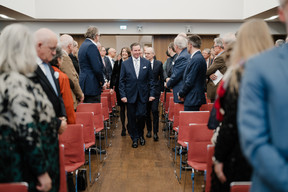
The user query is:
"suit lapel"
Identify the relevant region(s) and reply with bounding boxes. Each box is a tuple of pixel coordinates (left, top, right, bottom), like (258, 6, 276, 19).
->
(128, 57, 137, 79)
(35, 66, 58, 97)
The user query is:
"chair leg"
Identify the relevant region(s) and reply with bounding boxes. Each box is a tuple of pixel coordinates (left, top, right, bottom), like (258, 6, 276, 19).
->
(99, 132, 102, 161)
(179, 146, 182, 180)
(75, 169, 78, 192)
(191, 169, 195, 192)
(89, 148, 91, 183)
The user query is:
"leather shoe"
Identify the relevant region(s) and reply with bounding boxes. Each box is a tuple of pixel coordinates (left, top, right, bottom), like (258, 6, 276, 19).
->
(132, 141, 138, 148)
(139, 137, 145, 146)
(153, 133, 159, 141)
(146, 131, 152, 138)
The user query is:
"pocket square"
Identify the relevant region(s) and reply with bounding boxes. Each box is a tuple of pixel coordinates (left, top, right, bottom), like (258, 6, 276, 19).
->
(143, 66, 147, 69)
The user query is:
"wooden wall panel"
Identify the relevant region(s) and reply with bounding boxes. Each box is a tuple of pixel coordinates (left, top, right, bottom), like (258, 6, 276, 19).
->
(153, 35, 176, 63)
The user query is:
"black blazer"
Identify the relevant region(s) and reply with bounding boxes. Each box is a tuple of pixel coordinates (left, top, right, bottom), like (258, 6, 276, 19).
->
(33, 65, 67, 129)
(151, 59, 164, 98)
(103, 56, 113, 81)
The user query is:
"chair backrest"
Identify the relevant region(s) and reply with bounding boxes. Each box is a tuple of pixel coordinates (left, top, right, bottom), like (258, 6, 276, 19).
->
(200, 103, 214, 112)
(187, 124, 213, 171)
(205, 93, 212, 103)
(160, 92, 164, 104)
(76, 112, 95, 148)
(230, 182, 251, 192)
(205, 145, 215, 192)
(76, 103, 104, 131)
(173, 103, 184, 129)
(59, 124, 85, 172)
(59, 144, 67, 192)
(111, 90, 116, 107)
(168, 97, 174, 121)
(101, 96, 109, 121)
(165, 92, 173, 114)
(102, 92, 112, 113)
(0, 182, 28, 192)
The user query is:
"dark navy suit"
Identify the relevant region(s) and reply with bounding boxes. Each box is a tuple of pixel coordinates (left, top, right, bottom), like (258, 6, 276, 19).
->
(166, 48, 190, 103)
(178, 51, 207, 111)
(145, 60, 164, 134)
(119, 57, 155, 142)
(78, 39, 104, 102)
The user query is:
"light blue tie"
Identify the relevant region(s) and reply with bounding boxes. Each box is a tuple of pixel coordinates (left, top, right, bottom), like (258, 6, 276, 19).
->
(43, 62, 58, 95)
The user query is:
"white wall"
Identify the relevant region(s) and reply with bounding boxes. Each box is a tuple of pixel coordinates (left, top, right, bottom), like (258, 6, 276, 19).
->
(243, 0, 279, 19)
(0, 0, 35, 17)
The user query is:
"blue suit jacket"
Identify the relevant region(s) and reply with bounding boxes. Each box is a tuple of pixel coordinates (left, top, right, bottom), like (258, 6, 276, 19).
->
(166, 48, 190, 103)
(119, 57, 155, 104)
(151, 59, 164, 98)
(238, 44, 288, 192)
(178, 51, 207, 107)
(78, 39, 104, 96)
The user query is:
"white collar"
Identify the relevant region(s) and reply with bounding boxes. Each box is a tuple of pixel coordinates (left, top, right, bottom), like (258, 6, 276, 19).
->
(190, 50, 200, 58)
(132, 56, 140, 61)
(88, 38, 98, 47)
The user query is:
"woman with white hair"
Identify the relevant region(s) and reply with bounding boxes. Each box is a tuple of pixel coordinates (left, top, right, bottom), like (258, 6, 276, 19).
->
(0, 24, 59, 191)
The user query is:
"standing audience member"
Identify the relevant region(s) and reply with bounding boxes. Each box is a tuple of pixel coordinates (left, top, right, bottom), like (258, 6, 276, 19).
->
(103, 48, 115, 83)
(166, 35, 190, 103)
(110, 47, 131, 136)
(211, 19, 274, 192)
(145, 47, 164, 141)
(78, 26, 105, 103)
(119, 43, 155, 148)
(0, 23, 55, 192)
(163, 42, 177, 84)
(33, 27, 68, 191)
(238, 1, 288, 191)
(178, 34, 207, 111)
(59, 34, 84, 110)
(50, 46, 76, 124)
(206, 38, 227, 102)
(69, 40, 80, 74)
(100, 46, 108, 81)
(202, 48, 213, 69)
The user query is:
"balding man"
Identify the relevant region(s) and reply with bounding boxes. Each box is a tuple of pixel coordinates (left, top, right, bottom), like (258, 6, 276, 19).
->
(166, 35, 190, 103)
(78, 26, 104, 103)
(144, 47, 164, 141)
(33, 28, 67, 192)
(59, 34, 84, 110)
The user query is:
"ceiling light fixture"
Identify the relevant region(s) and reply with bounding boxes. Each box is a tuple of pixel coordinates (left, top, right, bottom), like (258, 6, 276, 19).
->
(265, 15, 279, 21)
(0, 14, 15, 20)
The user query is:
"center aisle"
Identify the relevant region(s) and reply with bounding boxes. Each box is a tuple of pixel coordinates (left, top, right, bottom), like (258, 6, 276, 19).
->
(89, 118, 183, 192)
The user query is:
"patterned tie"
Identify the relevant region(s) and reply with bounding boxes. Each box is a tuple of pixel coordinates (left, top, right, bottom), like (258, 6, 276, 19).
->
(134, 59, 140, 78)
(43, 62, 58, 95)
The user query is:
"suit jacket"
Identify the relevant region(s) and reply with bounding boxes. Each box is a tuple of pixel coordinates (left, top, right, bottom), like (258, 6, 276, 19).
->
(103, 56, 113, 81)
(166, 48, 190, 103)
(60, 53, 83, 109)
(206, 51, 227, 100)
(150, 59, 164, 98)
(163, 54, 177, 80)
(238, 44, 288, 192)
(178, 51, 207, 107)
(119, 57, 155, 104)
(78, 39, 104, 96)
(110, 59, 122, 102)
(34, 65, 66, 129)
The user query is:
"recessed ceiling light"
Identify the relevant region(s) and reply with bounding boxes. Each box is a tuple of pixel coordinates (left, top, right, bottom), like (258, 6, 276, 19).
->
(0, 14, 15, 20)
(265, 15, 279, 21)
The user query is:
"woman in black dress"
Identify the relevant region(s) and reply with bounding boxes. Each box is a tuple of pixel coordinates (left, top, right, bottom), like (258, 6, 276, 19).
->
(110, 47, 131, 136)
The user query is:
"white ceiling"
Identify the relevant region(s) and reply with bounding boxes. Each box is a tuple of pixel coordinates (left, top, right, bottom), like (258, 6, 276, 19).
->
(0, 0, 280, 22)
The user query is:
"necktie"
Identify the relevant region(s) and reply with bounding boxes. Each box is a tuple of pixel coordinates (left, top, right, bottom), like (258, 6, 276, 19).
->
(102, 57, 106, 67)
(43, 62, 58, 95)
(134, 59, 140, 78)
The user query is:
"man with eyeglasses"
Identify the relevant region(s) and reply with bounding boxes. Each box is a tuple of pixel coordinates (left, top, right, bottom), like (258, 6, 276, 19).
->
(206, 37, 227, 102)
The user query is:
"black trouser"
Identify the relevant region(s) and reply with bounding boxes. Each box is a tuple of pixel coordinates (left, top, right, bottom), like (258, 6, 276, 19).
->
(184, 105, 200, 111)
(84, 95, 101, 103)
(119, 103, 126, 130)
(145, 98, 160, 133)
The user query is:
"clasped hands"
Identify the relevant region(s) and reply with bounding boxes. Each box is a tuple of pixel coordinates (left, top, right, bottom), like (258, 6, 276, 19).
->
(121, 97, 155, 103)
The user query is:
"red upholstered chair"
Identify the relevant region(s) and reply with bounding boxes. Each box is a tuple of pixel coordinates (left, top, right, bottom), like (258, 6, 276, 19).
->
(76, 103, 105, 160)
(172, 103, 184, 166)
(101, 96, 110, 147)
(186, 124, 213, 192)
(102, 92, 112, 114)
(59, 124, 85, 192)
(205, 145, 215, 192)
(165, 92, 173, 117)
(0, 182, 28, 192)
(76, 112, 96, 182)
(200, 103, 214, 112)
(230, 182, 251, 192)
(59, 144, 67, 192)
(166, 97, 174, 145)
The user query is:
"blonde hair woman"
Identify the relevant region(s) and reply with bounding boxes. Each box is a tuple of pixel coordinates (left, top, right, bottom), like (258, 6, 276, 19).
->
(0, 24, 60, 191)
(211, 19, 273, 192)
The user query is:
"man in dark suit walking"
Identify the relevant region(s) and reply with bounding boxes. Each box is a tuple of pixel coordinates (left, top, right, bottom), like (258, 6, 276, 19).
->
(119, 43, 156, 148)
(34, 28, 67, 134)
(144, 47, 164, 141)
(78, 26, 105, 103)
(178, 35, 207, 111)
